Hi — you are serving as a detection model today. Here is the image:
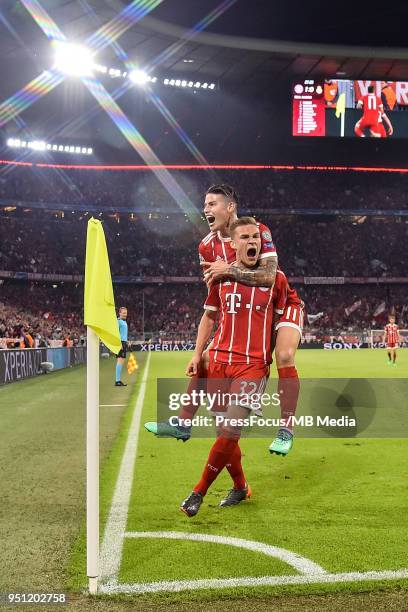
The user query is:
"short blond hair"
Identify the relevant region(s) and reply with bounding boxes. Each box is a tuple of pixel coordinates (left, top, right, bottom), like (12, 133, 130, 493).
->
(230, 216, 258, 235)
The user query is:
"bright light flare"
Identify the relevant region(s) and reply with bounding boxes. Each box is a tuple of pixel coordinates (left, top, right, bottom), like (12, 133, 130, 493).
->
(53, 41, 94, 76)
(128, 69, 149, 85)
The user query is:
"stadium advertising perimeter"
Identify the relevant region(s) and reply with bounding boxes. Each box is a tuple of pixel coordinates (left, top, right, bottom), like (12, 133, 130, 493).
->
(0, 347, 86, 385)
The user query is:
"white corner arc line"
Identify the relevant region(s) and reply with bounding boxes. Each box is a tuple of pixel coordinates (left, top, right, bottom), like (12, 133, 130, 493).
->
(99, 353, 151, 583)
(124, 531, 326, 576)
(99, 568, 408, 595)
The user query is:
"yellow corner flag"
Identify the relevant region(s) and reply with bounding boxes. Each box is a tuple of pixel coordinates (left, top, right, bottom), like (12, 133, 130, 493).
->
(335, 92, 346, 118)
(127, 352, 138, 374)
(84, 218, 121, 354)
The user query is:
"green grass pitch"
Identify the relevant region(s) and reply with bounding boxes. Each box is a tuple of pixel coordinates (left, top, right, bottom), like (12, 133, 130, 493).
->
(0, 349, 407, 610)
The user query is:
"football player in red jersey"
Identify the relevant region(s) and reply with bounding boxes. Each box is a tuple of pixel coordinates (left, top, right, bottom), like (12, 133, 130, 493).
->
(145, 184, 303, 455)
(181, 218, 286, 516)
(383, 314, 401, 366)
(354, 85, 393, 138)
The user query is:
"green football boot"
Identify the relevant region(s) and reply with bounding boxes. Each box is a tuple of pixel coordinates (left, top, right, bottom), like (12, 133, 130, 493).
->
(269, 428, 294, 456)
(144, 419, 191, 441)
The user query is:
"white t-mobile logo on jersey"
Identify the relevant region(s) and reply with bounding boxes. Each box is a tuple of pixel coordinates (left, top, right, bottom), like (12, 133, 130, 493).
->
(226, 292, 241, 314)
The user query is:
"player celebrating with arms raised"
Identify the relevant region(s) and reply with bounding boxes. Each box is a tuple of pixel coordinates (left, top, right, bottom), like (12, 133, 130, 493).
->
(181, 217, 286, 516)
(383, 313, 401, 366)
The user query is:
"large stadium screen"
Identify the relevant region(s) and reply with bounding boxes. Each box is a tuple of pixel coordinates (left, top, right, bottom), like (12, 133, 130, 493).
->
(292, 79, 408, 138)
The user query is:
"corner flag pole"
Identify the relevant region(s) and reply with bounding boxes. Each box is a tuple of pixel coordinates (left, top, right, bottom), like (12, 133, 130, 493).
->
(86, 326, 99, 595)
(335, 92, 346, 138)
(84, 218, 122, 595)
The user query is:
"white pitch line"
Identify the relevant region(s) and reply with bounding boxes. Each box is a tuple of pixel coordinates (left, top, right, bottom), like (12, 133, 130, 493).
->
(124, 531, 326, 576)
(99, 353, 151, 584)
(99, 568, 408, 595)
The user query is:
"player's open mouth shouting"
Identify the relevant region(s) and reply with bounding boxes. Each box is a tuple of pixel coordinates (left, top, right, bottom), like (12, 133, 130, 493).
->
(205, 213, 216, 228)
(245, 244, 258, 264)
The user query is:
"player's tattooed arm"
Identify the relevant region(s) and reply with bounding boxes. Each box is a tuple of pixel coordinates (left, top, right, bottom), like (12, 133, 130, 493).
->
(228, 256, 277, 287)
(202, 256, 277, 287)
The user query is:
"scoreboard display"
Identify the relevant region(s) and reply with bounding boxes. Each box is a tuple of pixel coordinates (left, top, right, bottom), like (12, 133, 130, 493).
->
(292, 78, 408, 139)
(292, 80, 325, 136)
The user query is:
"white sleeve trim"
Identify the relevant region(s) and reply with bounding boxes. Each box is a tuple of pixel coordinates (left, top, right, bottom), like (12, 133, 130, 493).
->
(204, 305, 218, 311)
(275, 308, 284, 314)
(259, 252, 277, 260)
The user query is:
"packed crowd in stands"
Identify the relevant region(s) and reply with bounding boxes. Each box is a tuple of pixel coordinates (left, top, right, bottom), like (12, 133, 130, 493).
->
(1, 166, 408, 211)
(1, 280, 406, 346)
(1, 211, 407, 277)
(1, 167, 407, 343)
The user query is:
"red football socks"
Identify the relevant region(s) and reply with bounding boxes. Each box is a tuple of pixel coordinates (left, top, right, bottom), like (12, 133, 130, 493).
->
(278, 366, 300, 432)
(225, 443, 246, 490)
(194, 436, 240, 496)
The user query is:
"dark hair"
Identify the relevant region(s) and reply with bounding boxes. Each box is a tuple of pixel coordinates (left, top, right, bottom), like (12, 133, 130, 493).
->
(368, 85, 375, 94)
(119, 306, 127, 311)
(206, 184, 238, 203)
(230, 216, 258, 235)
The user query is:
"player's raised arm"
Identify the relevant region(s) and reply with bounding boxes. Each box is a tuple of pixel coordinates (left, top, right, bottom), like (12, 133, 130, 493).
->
(227, 255, 277, 287)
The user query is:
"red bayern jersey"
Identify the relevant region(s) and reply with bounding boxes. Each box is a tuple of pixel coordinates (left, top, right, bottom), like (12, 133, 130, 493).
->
(204, 270, 288, 365)
(199, 222, 276, 265)
(384, 323, 399, 344)
(359, 93, 383, 125)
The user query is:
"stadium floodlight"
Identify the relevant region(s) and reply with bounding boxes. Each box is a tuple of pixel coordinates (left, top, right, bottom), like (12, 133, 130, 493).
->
(151, 76, 157, 83)
(181, 80, 187, 87)
(175, 79, 181, 86)
(7, 138, 14, 147)
(93, 63, 107, 74)
(164, 78, 169, 85)
(87, 148, 93, 155)
(129, 69, 149, 85)
(188, 81, 194, 87)
(202, 82, 208, 89)
(169, 79, 175, 86)
(209, 83, 215, 89)
(194, 81, 201, 88)
(53, 41, 94, 77)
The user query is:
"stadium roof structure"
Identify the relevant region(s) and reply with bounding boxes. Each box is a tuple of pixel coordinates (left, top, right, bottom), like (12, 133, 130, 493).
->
(1, 0, 408, 165)
(1, 0, 408, 98)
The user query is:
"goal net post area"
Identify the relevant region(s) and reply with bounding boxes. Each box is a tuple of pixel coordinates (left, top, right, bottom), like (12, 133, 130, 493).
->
(369, 329, 408, 349)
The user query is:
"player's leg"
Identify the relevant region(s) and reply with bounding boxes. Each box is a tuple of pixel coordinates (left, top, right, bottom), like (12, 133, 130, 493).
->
(144, 349, 210, 440)
(354, 119, 365, 137)
(181, 402, 249, 517)
(392, 347, 397, 365)
(387, 347, 392, 365)
(369, 127, 385, 138)
(115, 343, 127, 386)
(269, 310, 302, 455)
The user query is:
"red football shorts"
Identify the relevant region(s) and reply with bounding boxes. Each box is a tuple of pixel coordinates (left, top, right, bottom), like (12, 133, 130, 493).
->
(275, 303, 304, 337)
(358, 119, 386, 137)
(207, 359, 269, 414)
